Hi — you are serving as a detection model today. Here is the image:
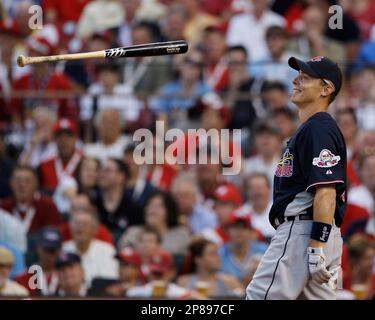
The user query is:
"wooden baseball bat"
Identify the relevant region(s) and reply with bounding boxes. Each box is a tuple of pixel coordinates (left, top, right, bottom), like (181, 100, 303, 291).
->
(17, 40, 188, 67)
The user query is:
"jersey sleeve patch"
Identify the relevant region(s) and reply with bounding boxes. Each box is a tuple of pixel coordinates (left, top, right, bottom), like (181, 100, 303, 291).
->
(312, 149, 341, 168)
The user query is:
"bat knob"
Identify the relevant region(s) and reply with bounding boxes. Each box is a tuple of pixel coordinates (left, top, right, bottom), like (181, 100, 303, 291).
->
(17, 55, 26, 67)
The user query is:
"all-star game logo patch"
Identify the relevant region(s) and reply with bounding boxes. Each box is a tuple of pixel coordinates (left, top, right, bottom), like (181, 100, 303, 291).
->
(312, 149, 340, 168)
(275, 148, 294, 177)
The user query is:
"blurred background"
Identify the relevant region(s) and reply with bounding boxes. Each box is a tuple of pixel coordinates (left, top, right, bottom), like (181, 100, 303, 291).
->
(0, 0, 375, 300)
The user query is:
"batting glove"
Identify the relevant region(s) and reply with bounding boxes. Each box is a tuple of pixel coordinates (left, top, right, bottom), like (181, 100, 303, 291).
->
(307, 247, 332, 284)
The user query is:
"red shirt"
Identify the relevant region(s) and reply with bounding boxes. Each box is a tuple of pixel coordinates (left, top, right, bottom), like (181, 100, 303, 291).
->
(341, 203, 370, 237)
(10, 72, 78, 121)
(0, 194, 61, 233)
(42, 0, 92, 23)
(39, 153, 82, 192)
(60, 222, 114, 245)
(146, 164, 178, 191)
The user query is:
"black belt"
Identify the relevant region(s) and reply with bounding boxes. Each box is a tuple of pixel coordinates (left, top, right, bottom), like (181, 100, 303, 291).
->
(274, 213, 313, 227)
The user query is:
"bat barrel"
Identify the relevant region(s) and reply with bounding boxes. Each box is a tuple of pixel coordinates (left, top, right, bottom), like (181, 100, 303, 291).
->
(105, 40, 188, 58)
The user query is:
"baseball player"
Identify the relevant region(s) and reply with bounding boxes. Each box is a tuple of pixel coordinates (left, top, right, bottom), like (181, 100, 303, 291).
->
(246, 56, 346, 300)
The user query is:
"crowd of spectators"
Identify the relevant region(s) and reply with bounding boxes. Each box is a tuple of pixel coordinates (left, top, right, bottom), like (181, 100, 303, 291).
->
(1, 0, 375, 299)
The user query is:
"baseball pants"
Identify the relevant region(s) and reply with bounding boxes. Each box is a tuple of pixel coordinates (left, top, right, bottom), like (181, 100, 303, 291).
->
(246, 218, 343, 300)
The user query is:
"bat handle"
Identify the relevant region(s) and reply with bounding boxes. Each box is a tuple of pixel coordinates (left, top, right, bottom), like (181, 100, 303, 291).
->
(17, 55, 27, 68)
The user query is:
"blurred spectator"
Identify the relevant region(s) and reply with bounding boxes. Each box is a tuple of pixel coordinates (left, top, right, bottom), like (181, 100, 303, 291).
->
(54, 252, 88, 297)
(348, 153, 375, 216)
(227, 0, 285, 63)
(219, 213, 267, 281)
(201, 184, 243, 244)
(344, 0, 375, 41)
(287, 5, 346, 63)
(96, 247, 143, 297)
(0, 240, 26, 279)
(16, 227, 62, 296)
(343, 234, 375, 300)
(0, 246, 28, 296)
(80, 63, 144, 133)
(355, 65, 375, 130)
(241, 172, 274, 240)
(0, 208, 27, 253)
(43, 0, 92, 26)
(127, 249, 190, 298)
(0, 165, 61, 233)
(201, 26, 229, 91)
(39, 119, 81, 204)
(115, 0, 141, 47)
(177, 238, 243, 298)
(84, 109, 131, 161)
(60, 193, 114, 245)
(202, 0, 233, 19)
(221, 45, 259, 133)
(0, 132, 13, 198)
(250, 25, 298, 92)
(122, 22, 172, 97)
(76, 157, 100, 199)
(10, 24, 78, 123)
(336, 108, 358, 160)
(171, 172, 218, 234)
(119, 190, 191, 255)
(62, 207, 119, 285)
(19, 107, 57, 168)
(123, 144, 157, 209)
(261, 81, 292, 112)
(241, 253, 263, 288)
(94, 159, 143, 235)
(270, 108, 298, 143)
(161, 4, 188, 42)
(243, 122, 282, 184)
(76, 0, 124, 39)
(181, 0, 219, 45)
(152, 49, 211, 128)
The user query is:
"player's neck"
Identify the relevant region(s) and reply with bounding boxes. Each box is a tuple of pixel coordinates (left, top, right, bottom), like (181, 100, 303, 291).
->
(298, 103, 328, 123)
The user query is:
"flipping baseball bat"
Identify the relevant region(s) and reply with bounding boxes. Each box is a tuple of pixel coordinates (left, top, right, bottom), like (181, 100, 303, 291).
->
(17, 40, 188, 67)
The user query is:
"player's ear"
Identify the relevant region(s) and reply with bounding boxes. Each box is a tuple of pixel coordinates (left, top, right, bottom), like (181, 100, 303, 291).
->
(321, 83, 335, 99)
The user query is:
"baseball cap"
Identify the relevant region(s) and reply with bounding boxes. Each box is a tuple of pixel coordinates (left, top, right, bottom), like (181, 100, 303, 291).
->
(288, 56, 342, 95)
(115, 247, 142, 268)
(228, 212, 252, 228)
(0, 246, 15, 266)
(55, 252, 81, 269)
(37, 227, 63, 250)
(214, 184, 243, 206)
(148, 251, 174, 276)
(53, 118, 78, 135)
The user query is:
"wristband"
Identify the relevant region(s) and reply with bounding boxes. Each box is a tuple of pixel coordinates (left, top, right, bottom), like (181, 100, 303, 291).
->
(311, 221, 332, 242)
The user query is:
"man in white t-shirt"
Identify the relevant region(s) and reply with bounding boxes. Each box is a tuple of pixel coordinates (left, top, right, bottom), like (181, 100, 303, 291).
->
(84, 109, 131, 162)
(62, 208, 118, 286)
(226, 0, 285, 63)
(241, 172, 274, 241)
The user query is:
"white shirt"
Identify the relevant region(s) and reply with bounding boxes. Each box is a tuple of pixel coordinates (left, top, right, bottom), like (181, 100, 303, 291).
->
(63, 239, 119, 286)
(243, 155, 279, 186)
(0, 209, 27, 253)
(84, 136, 131, 162)
(239, 202, 275, 239)
(227, 11, 285, 63)
(127, 281, 189, 298)
(80, 83, 144, 123)
(348, 185, 374, 215)
(0, 279, 29, 296)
